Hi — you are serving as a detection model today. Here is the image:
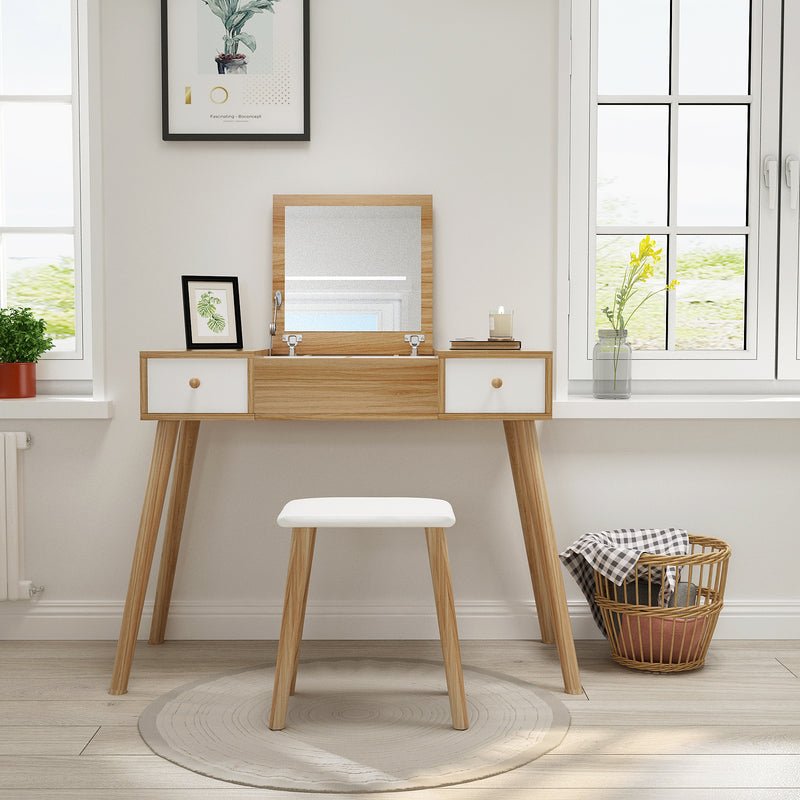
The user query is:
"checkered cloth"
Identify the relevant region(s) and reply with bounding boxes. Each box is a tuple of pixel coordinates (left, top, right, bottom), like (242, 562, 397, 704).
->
(559, 528, 689, 636)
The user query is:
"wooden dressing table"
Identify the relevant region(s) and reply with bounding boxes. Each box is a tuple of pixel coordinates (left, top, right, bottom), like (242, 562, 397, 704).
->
(110, 348, 581, 695)
(110, 195, 581, 696)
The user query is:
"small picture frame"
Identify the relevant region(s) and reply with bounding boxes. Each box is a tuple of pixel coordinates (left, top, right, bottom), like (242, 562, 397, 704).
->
(181, 276, 243, 349)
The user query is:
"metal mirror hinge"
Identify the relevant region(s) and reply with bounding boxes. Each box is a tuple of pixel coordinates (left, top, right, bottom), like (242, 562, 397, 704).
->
(282, 333, 303, 356)
(268, 290, 282, 355)
(404, 334, 424, 356)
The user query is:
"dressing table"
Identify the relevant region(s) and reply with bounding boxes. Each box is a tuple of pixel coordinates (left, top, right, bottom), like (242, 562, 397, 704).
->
(110, 195, 582, 696)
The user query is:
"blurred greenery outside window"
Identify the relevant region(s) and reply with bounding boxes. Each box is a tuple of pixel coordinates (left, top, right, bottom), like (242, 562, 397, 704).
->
(7, 257, 75, 341)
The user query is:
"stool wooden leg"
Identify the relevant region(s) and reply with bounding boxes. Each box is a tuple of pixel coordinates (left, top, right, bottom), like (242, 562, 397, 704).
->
(270, 527, 316, 730)
(425, 527, 468, 731)
(150, 420, 201, 645)
(290, 527, 316, 695)
(515, 420, 582, 695)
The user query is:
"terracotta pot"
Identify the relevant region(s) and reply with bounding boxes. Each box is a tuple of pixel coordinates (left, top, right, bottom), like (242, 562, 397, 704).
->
(617, 613, 707, 664)
(0, 362, 36, 398)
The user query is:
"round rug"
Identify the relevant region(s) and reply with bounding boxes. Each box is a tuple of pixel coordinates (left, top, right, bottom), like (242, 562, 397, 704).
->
(138, 657, 570, 793)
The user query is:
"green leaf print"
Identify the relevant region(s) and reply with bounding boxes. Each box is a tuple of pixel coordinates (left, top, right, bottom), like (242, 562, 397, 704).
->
(197, 291, 227, 333)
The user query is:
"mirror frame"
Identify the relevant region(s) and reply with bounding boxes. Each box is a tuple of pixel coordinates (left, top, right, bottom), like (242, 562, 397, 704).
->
(272, 194, 433, 355)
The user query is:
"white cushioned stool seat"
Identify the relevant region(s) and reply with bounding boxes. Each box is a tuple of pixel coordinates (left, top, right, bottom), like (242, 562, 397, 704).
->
(269, 495, 467, 733)
(277, 497, 456, 529)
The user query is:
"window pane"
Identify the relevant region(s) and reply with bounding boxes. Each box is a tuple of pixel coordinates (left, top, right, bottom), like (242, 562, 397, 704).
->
(677, 105, 748, 226)
(675, 235, 745, 350)
(597, 105, 669, 226)
(0, 0, 72, 95)
(679, 0, 750, 95)
(596, 234, 668, 350)
(598, 0, 670, 95)
(0, 103, 74, 226)
(2, 233, 75, 351)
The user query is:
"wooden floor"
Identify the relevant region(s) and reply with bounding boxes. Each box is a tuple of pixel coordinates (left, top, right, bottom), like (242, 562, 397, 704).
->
(0, 638, 798, 799)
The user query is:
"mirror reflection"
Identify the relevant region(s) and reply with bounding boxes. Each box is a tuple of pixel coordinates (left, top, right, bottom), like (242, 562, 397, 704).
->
(284, 205, 422, 332)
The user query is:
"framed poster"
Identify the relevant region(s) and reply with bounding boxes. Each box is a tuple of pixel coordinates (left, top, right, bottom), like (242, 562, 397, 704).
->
(162, 0, 309, 140)
(181, 276, 244, 349)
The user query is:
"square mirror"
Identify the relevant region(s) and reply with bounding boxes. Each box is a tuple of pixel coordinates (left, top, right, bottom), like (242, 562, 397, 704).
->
(272, 194, 433, 355)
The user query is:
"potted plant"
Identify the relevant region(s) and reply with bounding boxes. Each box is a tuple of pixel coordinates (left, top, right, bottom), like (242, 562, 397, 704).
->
(593, 235, 678, 399)
(200, 0, 281, 75)
(0, 307, 54, 399)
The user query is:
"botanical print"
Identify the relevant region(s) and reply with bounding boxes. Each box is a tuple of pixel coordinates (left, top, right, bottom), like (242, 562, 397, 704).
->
(199, 0, 281, 75)
(163, 0, 307, 139)
(195, 289, 229, 335)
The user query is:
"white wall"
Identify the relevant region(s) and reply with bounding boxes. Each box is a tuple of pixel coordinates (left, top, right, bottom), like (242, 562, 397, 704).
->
(0, 0, 797, 640)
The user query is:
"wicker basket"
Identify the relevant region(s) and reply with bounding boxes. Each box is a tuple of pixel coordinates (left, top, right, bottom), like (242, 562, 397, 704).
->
(594, 534, 731, 673)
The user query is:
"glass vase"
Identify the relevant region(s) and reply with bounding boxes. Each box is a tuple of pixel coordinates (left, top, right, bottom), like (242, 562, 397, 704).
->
(592, 329, 632, 399)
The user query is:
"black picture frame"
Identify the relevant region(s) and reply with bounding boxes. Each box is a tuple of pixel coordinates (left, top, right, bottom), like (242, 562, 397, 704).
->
(181, 276, 244, 350)
(161, 0, 309, 141)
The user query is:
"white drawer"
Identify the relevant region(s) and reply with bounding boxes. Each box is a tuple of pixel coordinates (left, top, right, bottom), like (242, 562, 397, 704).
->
(146, 358, 249, 414)
(443, 357, 547, 415)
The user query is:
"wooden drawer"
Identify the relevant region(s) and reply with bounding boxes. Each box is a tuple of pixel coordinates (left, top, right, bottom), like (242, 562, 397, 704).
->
(253, 356, 439, 419)
(142, 356, 250, 418)
(440, 352, 552, 418)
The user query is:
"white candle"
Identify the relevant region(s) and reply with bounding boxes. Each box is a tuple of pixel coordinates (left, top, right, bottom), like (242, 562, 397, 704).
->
(489, 306, 513, 339)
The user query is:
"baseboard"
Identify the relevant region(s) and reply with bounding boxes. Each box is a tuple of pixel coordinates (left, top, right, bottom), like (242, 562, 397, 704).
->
(0, 599, 797, 640)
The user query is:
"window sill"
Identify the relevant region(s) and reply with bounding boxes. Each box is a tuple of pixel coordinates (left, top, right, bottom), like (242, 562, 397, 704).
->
(0, 396, 113, 420)
(553, 394, 800, 419)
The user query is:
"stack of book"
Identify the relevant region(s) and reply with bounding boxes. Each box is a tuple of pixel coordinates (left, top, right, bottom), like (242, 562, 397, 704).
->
(449, 338, 522, 351)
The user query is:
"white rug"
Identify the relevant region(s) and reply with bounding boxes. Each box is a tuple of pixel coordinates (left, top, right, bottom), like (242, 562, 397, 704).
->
(138, 657, 570, 793)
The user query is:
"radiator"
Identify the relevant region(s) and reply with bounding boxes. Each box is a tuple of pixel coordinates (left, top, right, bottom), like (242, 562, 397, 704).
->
(0, 432, 31, 601)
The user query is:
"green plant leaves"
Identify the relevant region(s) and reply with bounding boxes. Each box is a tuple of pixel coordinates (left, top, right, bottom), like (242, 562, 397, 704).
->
(237, 31, 256, 51)
(0, 307, 55, 363)
(196, 291, 227, 334)
(205, 311, 227, 333)
(200, 0, 279, 53)
(196, 291, 221, 319)
(200, 0, 228, 24)
(239, 0, 279, 14)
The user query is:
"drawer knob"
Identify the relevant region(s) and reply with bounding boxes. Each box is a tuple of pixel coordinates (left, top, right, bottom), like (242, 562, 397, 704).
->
(188, 377, 201, 389)
(491, 377, 503, 389)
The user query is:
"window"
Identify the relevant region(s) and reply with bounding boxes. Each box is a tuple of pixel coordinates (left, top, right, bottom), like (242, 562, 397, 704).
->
(0, 0, 97, 385)
(562, 0, 800, 390)
(776, 1, 800, 378)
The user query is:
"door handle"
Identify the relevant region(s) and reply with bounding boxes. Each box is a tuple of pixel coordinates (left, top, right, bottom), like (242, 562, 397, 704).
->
(786, 156, 800, 211)
(763, 156, 778, 210)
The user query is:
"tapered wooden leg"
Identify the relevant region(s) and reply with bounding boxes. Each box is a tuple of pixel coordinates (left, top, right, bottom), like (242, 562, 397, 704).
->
(513, 420, 582, 695)
(504, 420, 555, 643)
(110, 420, 180, 695)
(289, 527, 316, 696)
(149, 420, 201, 645)
(425, 527, 468, 731)
(270, 527, 316, 730)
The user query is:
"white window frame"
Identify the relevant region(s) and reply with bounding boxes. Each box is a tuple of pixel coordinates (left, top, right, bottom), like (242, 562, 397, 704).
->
(0, 0, 103, 393)
(559, 0, 786, 395)
(776, 0, 800, 378)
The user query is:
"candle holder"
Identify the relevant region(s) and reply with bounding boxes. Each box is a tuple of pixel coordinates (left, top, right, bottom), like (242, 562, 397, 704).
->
(489, 307, 513, 340)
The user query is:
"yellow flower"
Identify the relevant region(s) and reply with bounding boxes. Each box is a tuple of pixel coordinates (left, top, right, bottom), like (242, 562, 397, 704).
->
(603, 235, 677, 332)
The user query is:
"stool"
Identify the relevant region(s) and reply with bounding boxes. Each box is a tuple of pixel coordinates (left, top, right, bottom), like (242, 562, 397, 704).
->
(269, 496, 468, 731)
